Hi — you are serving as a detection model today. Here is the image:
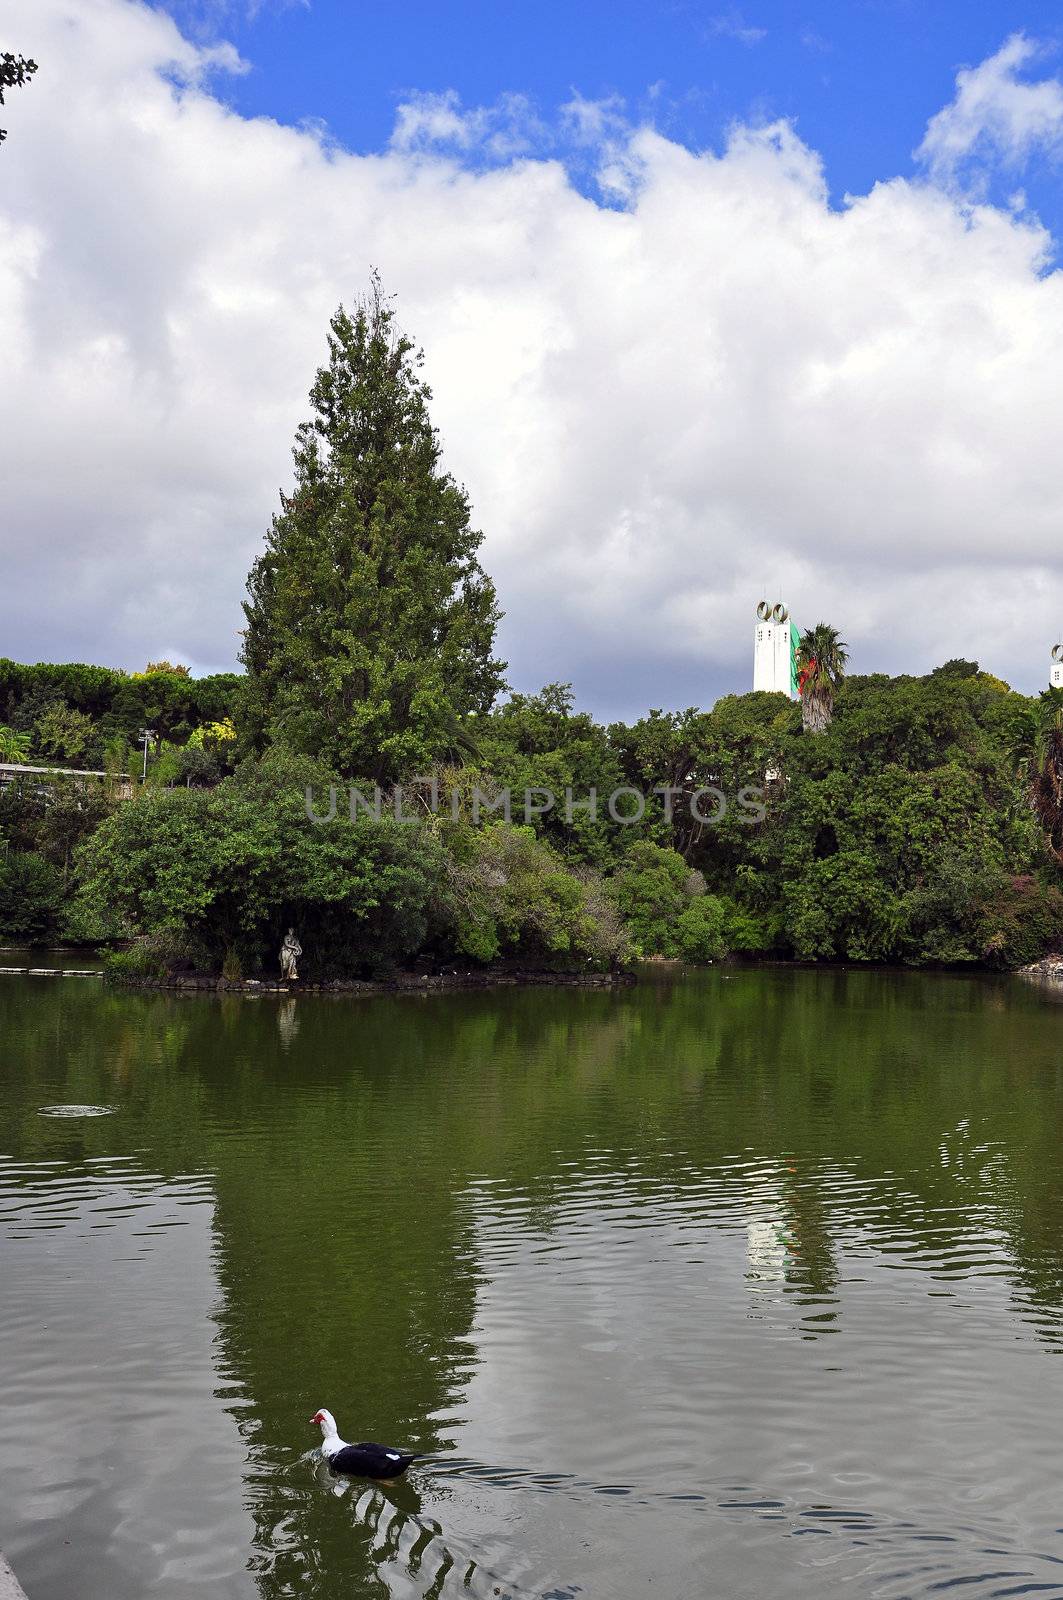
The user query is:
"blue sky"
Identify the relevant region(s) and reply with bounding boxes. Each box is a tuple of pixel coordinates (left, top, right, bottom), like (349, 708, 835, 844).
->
(167, 0, 1063, 229)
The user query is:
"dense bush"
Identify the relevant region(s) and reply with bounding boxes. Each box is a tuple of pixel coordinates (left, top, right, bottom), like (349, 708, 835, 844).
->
(603, 843, 689, 955)
(974, 875, 1063, 969)
(674, 894, 727, 962)
(0, 849, 64, 941)
(73, 753, 448, 978)
(443, 822, 629, 968)
(604, 842, 722, 960)
(102, 942, 170, 983)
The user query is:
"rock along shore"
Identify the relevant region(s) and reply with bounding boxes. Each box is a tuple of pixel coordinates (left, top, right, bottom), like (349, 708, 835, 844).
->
(1017, 954, 1063, 984)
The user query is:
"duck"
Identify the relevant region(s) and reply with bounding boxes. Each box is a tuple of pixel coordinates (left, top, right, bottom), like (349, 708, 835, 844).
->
(310, 1409, 421, 1479)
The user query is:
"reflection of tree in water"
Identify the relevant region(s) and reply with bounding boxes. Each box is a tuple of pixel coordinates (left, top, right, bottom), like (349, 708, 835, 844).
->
(5, 969, 1063, 1596)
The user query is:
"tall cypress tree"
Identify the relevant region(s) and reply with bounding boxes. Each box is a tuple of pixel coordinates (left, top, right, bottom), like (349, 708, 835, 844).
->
(242, 279, 506, 783)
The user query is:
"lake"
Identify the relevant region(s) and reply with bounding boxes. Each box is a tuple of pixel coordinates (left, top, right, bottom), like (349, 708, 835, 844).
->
(2, 966, 1063, 1600)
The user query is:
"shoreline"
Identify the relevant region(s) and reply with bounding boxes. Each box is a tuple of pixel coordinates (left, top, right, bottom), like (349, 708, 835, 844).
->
(0, 1554, 28, 1600)
(4, 949, 1062, 993)
(105, 966, 638, 995)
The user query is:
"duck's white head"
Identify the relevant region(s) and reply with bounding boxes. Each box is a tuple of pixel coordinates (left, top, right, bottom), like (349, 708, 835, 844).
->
(310, 1408, 338, 1436)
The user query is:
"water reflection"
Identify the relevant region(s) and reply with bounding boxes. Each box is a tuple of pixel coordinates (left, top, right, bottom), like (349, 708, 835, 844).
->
(3, 968, 1063, 1598)
(276, 998, 299, 1051)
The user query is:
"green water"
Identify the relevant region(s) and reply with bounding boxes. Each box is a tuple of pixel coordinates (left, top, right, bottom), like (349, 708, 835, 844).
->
(2, 967, 1063, 1600)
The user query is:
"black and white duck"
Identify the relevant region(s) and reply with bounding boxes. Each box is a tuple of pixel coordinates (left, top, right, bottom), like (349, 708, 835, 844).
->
(310, 1409, 420, 1479)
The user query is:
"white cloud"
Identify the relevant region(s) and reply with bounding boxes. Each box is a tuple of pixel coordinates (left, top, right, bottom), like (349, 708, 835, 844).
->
(390, 89, 548, 161)
(558, 91, 630, 147)
(1, 1, 1062, 715)
(162, 0, 306, 30)
(391, 89, 480, 150)
(917, 33, 1063, 191)
(706, 11, 767, 47)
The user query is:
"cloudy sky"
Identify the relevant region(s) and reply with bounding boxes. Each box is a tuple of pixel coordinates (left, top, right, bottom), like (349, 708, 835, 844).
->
(3, 0, 1063, 718)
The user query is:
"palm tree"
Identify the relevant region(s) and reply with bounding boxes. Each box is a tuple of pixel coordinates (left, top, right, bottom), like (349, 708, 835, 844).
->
(795, 623, 849, 734)
(1030, 688, 1063, 864)
(0, 725, 31, 764)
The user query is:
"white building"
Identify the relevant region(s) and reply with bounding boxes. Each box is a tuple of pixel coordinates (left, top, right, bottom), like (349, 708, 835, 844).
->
(753, 601, 798, 698)
(1052, 644, 1063, 690)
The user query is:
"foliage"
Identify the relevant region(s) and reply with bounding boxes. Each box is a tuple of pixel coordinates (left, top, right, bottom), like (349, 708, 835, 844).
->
(442, 822, 629, 969)
(139, 661, 191, 678)
(221, 947, 243, 983)
(0, 51, 37, 143)
(470, 684, 627, 868)
(73, 751, 449, 977)
(933, 658, 981, 679)
(974, 875, 1063, 969)
(717, 897, 780, 955)
(241, 278, 506, 784)
(188, 718, 236, 747)
(100, 929, 213, 980)
(0, 659, 242, 763)
(785, 849, 902, 962)
(0, 849, 63, 941)
(1028, 689, 1063, 864)
(142, 719, 239, 790)
(605, 841, 693, 957)
(674, 894, 728, 962)
(35, 703, 97, 764)
(4, 637, 1063, 973)
(0, 773, 115, 885)
(35, 782, 115, 884)
(102, 943, 170, 983)
(0, 725, 31, 763)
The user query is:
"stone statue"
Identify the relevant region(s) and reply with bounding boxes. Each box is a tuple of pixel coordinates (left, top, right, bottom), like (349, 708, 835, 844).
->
(280, 927, 302, 982)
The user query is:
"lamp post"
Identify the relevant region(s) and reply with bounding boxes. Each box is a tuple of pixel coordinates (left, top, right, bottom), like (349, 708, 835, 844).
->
(138, 727, 156, 782)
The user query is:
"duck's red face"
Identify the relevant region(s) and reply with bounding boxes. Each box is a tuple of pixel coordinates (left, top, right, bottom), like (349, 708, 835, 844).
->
(310, 1410, 326, 1426)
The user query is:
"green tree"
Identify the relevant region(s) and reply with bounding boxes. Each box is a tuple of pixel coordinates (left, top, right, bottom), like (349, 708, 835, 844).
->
(0, 850, 62, 941)
(0, 725, 31, 763)
(605, 841, 695, 957)
(140, 661, 191, 678)
(35, 703, 97, 764)
(443, 821, 628, 968)
(29, 776, 114, 888)
(796, 623, 849, 734)
(242, 279, 505, 783)
(472, 684, 627, 867)
(674, 894, 727, 962)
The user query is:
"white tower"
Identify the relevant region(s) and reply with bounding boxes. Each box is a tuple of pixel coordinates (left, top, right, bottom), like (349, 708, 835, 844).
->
(754, 601, 797, 697)
(1052, 643, 1063, 690)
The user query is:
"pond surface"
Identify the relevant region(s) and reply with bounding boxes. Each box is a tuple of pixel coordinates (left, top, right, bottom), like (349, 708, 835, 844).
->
(2, 967, 1063, 1600)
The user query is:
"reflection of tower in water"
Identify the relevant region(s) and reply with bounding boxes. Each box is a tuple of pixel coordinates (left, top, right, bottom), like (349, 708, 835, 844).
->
(745, 1218, 789, 1282)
